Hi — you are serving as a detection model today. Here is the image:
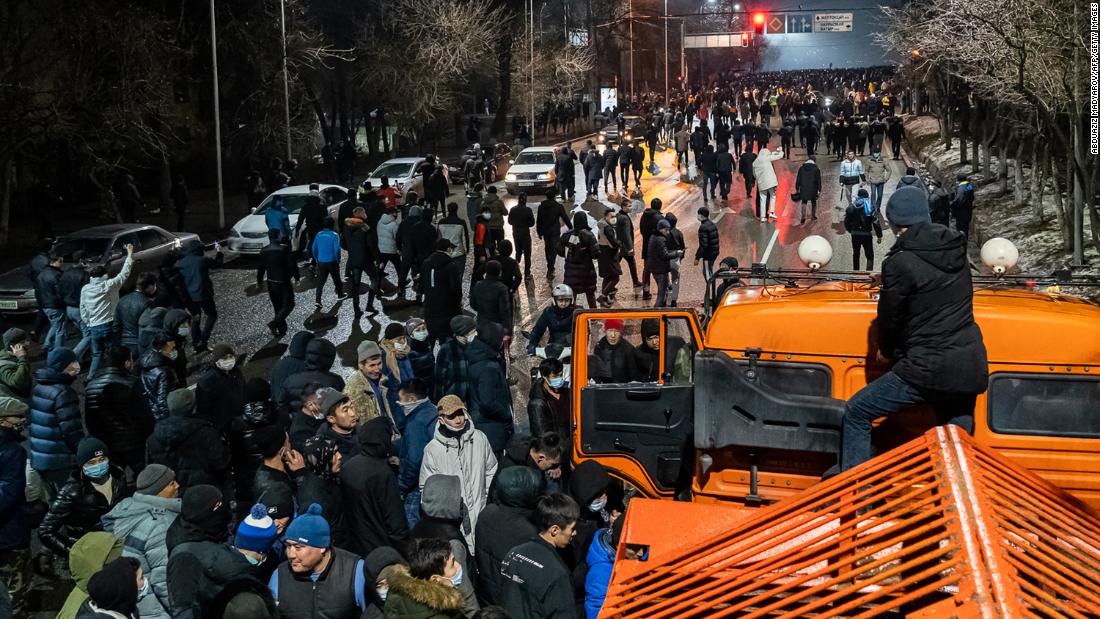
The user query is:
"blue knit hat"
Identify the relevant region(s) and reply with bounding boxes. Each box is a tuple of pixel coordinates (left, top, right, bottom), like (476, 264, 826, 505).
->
(885, 185, 931, 227)
(285, 503, 330, 548)
(234, 503, 278, 553)
(47, 347, 77, 372)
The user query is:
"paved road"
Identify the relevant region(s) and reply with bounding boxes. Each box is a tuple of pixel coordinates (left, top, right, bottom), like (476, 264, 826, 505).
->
(202, 124, 910, 432)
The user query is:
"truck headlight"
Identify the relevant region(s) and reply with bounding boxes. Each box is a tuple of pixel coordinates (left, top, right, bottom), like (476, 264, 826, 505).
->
(506, 173, 517, 182)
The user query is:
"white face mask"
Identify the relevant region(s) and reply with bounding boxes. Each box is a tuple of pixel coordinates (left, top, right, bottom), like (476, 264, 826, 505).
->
(377, 587, 388, 602)
(697, 214, 707, 222)
(138, 576, 150, 599)
(394, 341, 408, 352)
(166, 349, 179, 360)
(216, 357, 236, 371)
(589, 498, 607, 512)
(411, 329, 429, 341)
(481, 213, 491, 220)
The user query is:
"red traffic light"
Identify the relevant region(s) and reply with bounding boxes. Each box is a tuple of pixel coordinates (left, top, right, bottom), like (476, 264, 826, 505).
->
(752, 12, 766, 34)
(741, 32, 750, 46)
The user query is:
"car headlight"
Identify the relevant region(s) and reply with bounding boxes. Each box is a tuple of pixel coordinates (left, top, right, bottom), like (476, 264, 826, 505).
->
(506, 173, 517, 181)
(22, 289, 36, 298)
(229, 228, 241, 238)
(537, 173, 550, 181)
(599, 130, 607, 136)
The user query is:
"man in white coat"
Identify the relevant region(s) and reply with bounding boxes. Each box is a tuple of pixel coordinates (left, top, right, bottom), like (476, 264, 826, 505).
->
(752, 146, 784, 221)
(419, 394, 498, 554)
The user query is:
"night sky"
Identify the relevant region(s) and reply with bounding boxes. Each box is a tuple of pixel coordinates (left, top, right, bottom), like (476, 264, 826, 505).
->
(754, 0, 904, 70)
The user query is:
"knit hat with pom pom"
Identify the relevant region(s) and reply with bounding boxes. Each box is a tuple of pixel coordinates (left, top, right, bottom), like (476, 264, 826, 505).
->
(285, 503, 330, 548)
(234, 503, 278, 553)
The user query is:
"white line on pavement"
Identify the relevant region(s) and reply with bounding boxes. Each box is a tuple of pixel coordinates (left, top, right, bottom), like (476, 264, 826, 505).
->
(761, 228, 780, 264)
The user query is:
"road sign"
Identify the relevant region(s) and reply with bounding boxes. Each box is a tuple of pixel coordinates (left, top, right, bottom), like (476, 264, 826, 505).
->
(766, 14, 786, 34)
(813, 12, 853, 32)
(787, 13, 813, 34)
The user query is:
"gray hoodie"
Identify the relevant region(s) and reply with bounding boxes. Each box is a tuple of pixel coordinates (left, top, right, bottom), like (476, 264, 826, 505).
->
(101, 492, 181, 619)
(79, 254, 133, 328)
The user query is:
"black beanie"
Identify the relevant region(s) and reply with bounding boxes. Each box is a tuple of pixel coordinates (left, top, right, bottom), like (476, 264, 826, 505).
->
(384, 322, 406, 340)
(181, 484, 223, 522)
(87, 557, 140, 615)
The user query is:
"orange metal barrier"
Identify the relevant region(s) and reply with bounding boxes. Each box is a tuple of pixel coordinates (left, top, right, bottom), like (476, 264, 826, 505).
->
(601, 425, 1100, 618)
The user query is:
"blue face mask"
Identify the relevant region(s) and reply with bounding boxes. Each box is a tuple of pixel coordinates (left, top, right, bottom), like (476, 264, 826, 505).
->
(450, 565, 463, 588)
(83, 461, 109, 479)
(548, 377, 565, 390)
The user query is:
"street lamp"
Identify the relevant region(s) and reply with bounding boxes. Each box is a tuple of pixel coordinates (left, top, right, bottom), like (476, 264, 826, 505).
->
(280, 0, 291, 162)
(209, 0, 225, 228)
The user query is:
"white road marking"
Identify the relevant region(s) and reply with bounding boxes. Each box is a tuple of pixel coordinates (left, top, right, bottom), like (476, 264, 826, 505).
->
(761, 228, 780, 264)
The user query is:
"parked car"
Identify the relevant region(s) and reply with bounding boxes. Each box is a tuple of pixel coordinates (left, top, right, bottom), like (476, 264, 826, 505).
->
(0, 224, 201, 315)
(446, 143, 514, 186)
(227, 184, 348, 254)
(504, 146, 557, 196)
(359, 157, 451, 198)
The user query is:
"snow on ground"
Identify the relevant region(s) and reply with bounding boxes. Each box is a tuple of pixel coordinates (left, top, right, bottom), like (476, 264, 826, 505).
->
(901, 115, 1099, 300)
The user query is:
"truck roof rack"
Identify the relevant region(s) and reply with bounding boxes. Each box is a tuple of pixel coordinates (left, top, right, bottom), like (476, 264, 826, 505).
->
(602, 425, 1100, 618)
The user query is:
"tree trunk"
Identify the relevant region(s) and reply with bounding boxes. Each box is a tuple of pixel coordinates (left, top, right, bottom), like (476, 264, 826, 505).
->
(1029, 138, 1043, 223)
(491, 36, 513, 139)
(1050, 157, 1070, 250)
(0, 158, 11, 246)
(998, 141, 1009, 195)
(159, 154, 173, 213)
(1013, 140, 1026, 206)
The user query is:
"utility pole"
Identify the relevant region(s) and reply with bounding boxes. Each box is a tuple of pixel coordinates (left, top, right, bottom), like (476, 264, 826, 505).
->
(280, 0, 291, 162)
(629, 0, 634, 103)
(210, 0, 225, 228)
(664, 0, 668, 103)
(680, 21, 686, 86)
(530, 0, 536, 144)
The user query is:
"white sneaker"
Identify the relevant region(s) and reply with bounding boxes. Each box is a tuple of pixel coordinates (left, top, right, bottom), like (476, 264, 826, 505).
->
(759, 217, 767, 222)
(768, 211, 777, 219)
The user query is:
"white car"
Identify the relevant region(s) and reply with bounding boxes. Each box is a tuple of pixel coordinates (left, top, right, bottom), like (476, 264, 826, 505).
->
(227, 184, 348, 254)
(504, 146, 558, 195)
(359, 157, 451, 198)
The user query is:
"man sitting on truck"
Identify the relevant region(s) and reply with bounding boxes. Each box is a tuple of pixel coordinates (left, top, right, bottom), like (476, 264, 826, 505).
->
(839, 183, 989, 472)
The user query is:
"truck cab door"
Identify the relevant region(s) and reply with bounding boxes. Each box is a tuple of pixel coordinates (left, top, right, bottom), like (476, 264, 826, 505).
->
(571, 309, 703, 499)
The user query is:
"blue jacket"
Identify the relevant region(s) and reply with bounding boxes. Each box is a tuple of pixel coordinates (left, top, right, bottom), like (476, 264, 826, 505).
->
(397, 401, 438, 493)
(174, 241, 216, 302)
(265, 204, 292, 239)
(29, 367, 83, 472)
(584, 528, 616, 619)
(0, 426, 29, 550)
(311, 229, 342, 263)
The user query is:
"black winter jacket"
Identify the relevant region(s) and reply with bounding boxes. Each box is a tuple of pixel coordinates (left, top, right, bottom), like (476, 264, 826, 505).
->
(879, 223, 988, 393)
(38, 467, 132, 556)
(465, 331, 513, 454)
(0, 426, 29, 550)
(695, 219, 720, 261)
(594, 337, 636, 383)
(269, 331, 313, 406)
(340, 448, 409, 557)
(35, 265, 64, 310)
(136, 307, 168, 358)
(638, 208, 662, 259)
(526, 305, 574, 355)
(58, 267, 89, 309)
(167, 541, 259, 618)
(140, 350, 178, 422)
(470, 275, 513, 335)
(559, 215, 599, 294)
(28, 367, 83, 473)
(796, 162, 822, 199)
(844, 202, 884, 238)
(174, 240, 217, 302)
(279, 339, 345, 413)
(421, 251, 463, 325)
(341, 219, 373, 270)
(84, 366, 149, 457)
(475, 468, 543, 605)
(500, 536, 576, 619)
(195, 365, 246, 433)
(256, 240, 299, 284)
(535, 199, 570, 239)
(146, 402, 228, 491)
(645, 231, 678, 276)
(526, 382, 569, 439)
(114, 291, 150, 348)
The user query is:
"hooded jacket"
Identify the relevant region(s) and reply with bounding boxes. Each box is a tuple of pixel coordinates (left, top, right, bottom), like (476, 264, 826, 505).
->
(383, 564, 465, 619)
(475, 466, 544, 605)
(29, 366, 83, 472)
(559, 212, 599, 294)
(115, 290, 151, 349)
(695, 217, 720, 261)
(174, 241, 216, 302)
(419, 419, 498, 553)
(85, 366, 148, 457)
(80, 255, 134, 328)
(464, 329, 513, 454)
(340, 419, 409, 557)
(896, 174, 928, 196)
(39, 466, 131, 557)
(536, 198, 570, 239)
(844, 198, 883, 238)
(195, 363, 246, 433)
(140, 350, 179, 422)
(752, 148, 783, 191)
(469, 272, 512, 334)
(146, 399, 228, 491)
(269, 331, 313, 404)
(398, 400, 438, 493)
(58, 532, 124, 619)
(101, 493, 182, 619)
(377, 213, 400, 254)
(421, 251, 463, 326)
(280, 338, 345, 413)
(879, 223, 988, 393)
(136, 307, 169, 358)
(257, 237, 299, 284)
(482, 192, 507, 230)
(584, 529, 616, 619)
(162, 309, 191, 378)
(0, 349, 31, 401)
(35, 263, 64, 310)
(795, 160, 822, 200)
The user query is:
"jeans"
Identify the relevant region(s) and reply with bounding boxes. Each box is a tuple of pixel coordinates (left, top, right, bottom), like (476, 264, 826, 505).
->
(65, 306, 91, 358)
(315, 261, 344, 305)
(841, 370, 976, 471)
(654, 272, 670, 306)
(870, 182, 885, 213)
(701, 172, 718, 198)
(42, 308, 66, 352)
(404, 489, 422, 530)
(88, 322, 115, 378)
(718, 172, 733, 199)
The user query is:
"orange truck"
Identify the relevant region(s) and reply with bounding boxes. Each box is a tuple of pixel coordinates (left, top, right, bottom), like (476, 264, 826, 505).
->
(569, 272, 1100, 510)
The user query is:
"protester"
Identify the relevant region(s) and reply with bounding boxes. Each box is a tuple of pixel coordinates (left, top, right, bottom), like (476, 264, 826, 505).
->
(139, 332, 180, 422)
(396, 379, 438, 529)
(77, 556, 142, 618)
(535, 188, 571, 279)
(474, 466, 544, 606)
(405, 318, 436, 392)
(39, 437, 132, 558)
(85, 347, 146, 474)
(257, 229, 300, 335)
(464, 325, 513, 454)
(288, 383, 325, 451)
(526, 286, 575, 355)
(420, 394, 498, 553)
(0, 398, 30, 616)
(347, 340, 399, 428)
(174, 240, 220, 353)
(81, 244, 135, 374)
(594, 319, 635, 383)
(950, 173, 975, 239)
(585, 515, 626, 619)
(384, 538, 465, 618)
(315, 387, 360, 459)
(838, 151, 865, 209)
(340, 417, 409, 557)
(843, 188, 884, 271)
(146, 388, 229, 493)
(694, 207, 720, 281)
(470, 260, 513, 336)
(527, 358, 569, 438)
(30, 347, 85, 490)
(269, 331, 313, 404)
(422, 239, 464, 345)
(0, 329, 31, 401)
(752, 146, 784, 221)
(840, 183, 988, 471)
(499, 432, 566, 495)
(57, 532, 123, 619)
(500, 494, 580, 619)
(508, 194, 536, 277)
(280, 338, 345, 413)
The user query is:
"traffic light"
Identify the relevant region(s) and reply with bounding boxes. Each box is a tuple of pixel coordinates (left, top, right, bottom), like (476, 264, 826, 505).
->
(752, 12, 766, 34)
(741, 32, 750, 47)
